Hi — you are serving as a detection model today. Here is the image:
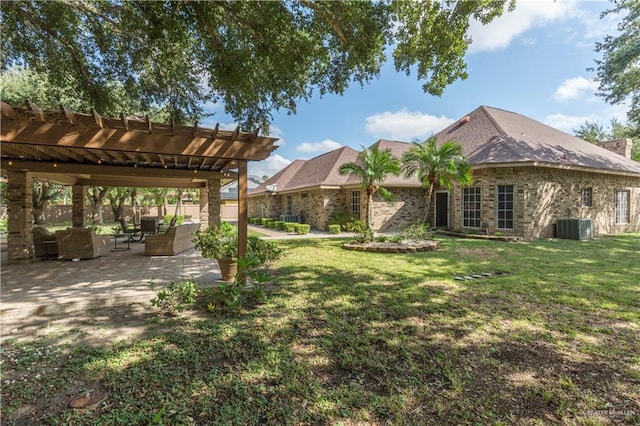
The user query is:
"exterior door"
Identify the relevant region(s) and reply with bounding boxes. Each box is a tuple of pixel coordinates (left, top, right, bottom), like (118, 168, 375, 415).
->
(434, 192, 449, 228)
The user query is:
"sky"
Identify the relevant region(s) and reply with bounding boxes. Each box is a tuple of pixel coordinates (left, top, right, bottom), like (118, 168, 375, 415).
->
(202, 0, 627, 178)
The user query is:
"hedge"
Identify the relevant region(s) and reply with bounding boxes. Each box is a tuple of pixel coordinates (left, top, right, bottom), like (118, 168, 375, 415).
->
(294, 224, 311, 235)
(328, 224, 341, 234)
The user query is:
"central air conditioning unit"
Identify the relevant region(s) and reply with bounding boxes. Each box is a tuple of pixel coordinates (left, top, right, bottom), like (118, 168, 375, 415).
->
(556, 218, 593, 241)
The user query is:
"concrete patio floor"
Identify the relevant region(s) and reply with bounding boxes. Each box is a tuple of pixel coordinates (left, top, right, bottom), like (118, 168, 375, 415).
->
(0, 240, 222, 325)
(0, 224, 357, 343)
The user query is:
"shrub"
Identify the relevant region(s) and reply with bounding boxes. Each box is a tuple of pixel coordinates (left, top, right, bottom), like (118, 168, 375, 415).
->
(150, 278, 199, 316)
(375, 236, 388, 242)
(193, 221, 238, 260)
(390, 234, 403, 244)
(265, 219, 275, 228)
(0, 217, 7, 234)
(351, 220, 374, 243)
(328, 211, 359, 231)
(283, 222, 296, 232)
(261, 217, 270, 226)
(328, 224, 341, 234)
(248, 235, 284, 265)
(400, 222, 433, 242)
(274, 220, 285, 230)
(294, 224, 311, 235)
(494, 231, 504, 237)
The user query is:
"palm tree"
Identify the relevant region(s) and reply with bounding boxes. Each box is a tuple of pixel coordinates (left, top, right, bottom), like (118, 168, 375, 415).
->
(339, 146, 401, 230)
(402, 136, 473, 225)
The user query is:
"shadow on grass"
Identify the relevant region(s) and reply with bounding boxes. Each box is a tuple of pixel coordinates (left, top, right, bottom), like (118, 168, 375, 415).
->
(2, 235, 639, 425)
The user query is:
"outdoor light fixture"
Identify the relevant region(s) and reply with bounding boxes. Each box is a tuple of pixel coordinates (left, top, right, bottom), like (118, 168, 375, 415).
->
(7, 160, 13, 166)
(53, 162, 58, 168)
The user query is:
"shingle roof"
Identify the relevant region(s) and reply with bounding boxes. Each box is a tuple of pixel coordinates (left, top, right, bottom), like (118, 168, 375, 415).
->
(251, 146, 359, 194)
(345, 140, 422, 186)
(251, 106, 639, 196)
(434, 106, 640, 175)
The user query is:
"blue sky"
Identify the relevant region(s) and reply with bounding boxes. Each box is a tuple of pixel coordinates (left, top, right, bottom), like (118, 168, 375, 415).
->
(203, 0, 627, 178)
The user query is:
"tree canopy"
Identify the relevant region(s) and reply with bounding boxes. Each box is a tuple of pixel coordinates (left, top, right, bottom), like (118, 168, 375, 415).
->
(1, 0, 513, 129)
(592, 0, 640, 126)
(574, 118, 640, 161)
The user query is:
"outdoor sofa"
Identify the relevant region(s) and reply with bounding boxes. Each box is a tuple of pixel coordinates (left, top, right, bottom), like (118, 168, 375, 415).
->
(144, 223, 199, 256)
(55, 228, 110, 260)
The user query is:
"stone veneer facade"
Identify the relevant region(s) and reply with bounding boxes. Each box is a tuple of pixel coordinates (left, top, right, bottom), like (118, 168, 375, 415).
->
(448, 166, 640, 240)
(249, 188, 350, 230)
(249, 166, 640, 240)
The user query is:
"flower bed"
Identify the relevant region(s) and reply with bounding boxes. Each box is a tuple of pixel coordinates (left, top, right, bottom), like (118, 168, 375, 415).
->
(436, 230, 521, 242)
(343, 240, 440, 253)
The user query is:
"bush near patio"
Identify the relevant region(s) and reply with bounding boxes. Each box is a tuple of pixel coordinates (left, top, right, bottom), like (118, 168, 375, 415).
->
(2, 234, 639, 425)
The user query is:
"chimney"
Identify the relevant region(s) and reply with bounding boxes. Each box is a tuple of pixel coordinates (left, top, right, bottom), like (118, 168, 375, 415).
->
(598, 138, 633, 159)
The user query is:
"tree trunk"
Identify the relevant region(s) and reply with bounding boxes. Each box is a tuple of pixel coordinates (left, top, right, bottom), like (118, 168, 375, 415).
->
(366, 188, 374, 230)
(93, 204, 104, 225)
(33, 200, 48, 225)
(422, 183, 435, 225)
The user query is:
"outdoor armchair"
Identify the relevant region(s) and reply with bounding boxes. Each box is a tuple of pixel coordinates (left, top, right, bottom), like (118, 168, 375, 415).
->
(55, 228, 110, 260)
(32, 225, 58, 258)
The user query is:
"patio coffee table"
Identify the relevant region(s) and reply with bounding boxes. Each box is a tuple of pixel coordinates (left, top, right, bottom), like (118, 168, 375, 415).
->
(111, 233, 131, 251)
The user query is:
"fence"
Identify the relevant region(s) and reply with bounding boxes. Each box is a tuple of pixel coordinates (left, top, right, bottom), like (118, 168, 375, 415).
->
(1, 203, 239, 223)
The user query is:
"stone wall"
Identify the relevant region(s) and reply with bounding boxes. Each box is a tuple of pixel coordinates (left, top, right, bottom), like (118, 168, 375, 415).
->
(371, 187, 425, 231)
(248, 166, 639, 239)
(450, 166, 640, 239)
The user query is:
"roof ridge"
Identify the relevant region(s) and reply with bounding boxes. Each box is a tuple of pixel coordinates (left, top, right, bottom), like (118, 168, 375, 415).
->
(479, 105, 508, 137)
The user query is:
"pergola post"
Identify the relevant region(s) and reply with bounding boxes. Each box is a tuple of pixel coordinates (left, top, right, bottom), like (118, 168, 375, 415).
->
(6, 170, 34, 263)
(238, 161, 248, 260)
(71, 184, 87, 228)
(204, 178, 221, 230)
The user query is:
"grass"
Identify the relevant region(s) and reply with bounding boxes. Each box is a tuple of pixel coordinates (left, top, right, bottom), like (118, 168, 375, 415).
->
(2, 234, 639, 425)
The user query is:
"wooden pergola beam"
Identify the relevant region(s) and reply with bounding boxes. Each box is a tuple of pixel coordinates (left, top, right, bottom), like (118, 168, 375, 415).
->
(1, 119, 277, 161)
(4, 160, 231, 179)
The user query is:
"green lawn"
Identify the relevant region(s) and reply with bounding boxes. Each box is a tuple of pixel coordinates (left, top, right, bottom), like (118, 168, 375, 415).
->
(2, 235, 639, 425)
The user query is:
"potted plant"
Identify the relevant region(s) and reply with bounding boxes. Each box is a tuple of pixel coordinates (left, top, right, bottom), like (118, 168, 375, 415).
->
(193, 222, 238, 281)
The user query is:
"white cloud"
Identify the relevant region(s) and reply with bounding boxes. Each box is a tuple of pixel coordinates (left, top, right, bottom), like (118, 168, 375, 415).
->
(364, 109, 455, 140)
(468, 0, 576, 53)
(552, 76, 599, 102)
(268, 125, 285, 146)
(544, 113, 600, 133)
(296, 139, 342, 153)
(248, 154, 292, 179)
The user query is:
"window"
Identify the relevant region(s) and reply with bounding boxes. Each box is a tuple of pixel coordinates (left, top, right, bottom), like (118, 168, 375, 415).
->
(497, 185, 514, 229)
(463, 187, 481, 227)
(286, 195, 293, 216)
(615, 190, 629, 224)
(582, 188, 592, 207)
(351, 190, 361, 216)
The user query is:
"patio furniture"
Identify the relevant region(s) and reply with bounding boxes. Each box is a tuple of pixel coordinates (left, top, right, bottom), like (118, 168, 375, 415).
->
(140, 217, 159, 234)
(120, 218, 142, 242)
(55, 228, 110, 260)
(111, 233, 131, 251)
(32, 225, 58, 258)
(144, 223, 200, 256)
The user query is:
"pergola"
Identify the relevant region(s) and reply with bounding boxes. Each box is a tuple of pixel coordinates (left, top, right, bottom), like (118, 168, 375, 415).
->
(0, 101, 279, 264)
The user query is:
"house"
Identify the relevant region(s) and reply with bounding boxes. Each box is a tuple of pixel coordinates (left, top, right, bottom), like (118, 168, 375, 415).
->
(249, 106, 640, 239)
(220, 175, 264, 205)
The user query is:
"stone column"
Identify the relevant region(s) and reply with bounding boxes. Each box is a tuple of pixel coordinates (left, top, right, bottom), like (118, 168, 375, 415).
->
(207, 178, 221, 228)
(199, 184, 209, 231)
(71, 184, 87, 228)
(7, 170, 34, 263)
